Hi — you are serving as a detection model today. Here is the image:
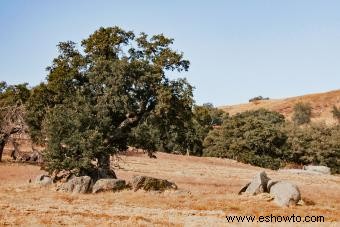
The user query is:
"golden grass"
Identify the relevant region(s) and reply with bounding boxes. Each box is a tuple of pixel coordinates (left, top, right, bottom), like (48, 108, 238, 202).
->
(0, 152, 339, 226)
(220, 89, 340, 125)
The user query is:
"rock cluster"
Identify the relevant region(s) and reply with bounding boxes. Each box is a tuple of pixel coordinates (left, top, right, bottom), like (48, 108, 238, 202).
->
(239, 171, 301, 207)
(278, 165, 331, 175)
(34, 172, 177, 194)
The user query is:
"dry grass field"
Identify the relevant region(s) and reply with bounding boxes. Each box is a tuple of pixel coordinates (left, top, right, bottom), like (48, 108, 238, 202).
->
(0, 152, 339, 226)
(221, 89, 340, 125)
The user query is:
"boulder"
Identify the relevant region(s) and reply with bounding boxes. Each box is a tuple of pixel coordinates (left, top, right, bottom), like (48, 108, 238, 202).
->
(303, 165, 331, 175)
(51, 170, 76, 183)
(239, 171, 270, 195)
(35, 174, 53, 186)
(131, 176, 177, 192)
(268, 180, 301, 207)
(278, 169, 323, 175)
(92, 179, 126, 193)
(57, 176, 92, 193)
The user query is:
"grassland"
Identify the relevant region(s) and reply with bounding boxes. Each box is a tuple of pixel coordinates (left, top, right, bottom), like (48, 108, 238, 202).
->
(0, 152, 339, 226)
(220, 89, 340, 125)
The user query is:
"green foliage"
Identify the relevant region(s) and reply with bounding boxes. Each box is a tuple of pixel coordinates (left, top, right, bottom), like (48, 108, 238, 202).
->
(0, 82, 30, 107)
(292, 102, 312, 125)
(249, 96, 269, 102)
(129, 102, 225, 156)
(26, 41, 87, 144)
(128, 78, 194, 154)
(203, 109, 286, 169)
(331, 105, 340, 124)
(283, 123, 340, 173)
(27, 26, 192, 175)
(193, 103, 225, 128)
(25, 84, 53, 143)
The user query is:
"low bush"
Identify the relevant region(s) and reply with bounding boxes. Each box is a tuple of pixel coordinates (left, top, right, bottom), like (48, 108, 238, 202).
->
(203, 109, 287, 169)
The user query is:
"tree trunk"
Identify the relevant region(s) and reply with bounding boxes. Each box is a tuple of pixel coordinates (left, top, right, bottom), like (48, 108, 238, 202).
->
(0, 133, 10, 162)
(0, 141, 5, 162)
(10, 140, 19, 160)
(97, 154, 116, 180)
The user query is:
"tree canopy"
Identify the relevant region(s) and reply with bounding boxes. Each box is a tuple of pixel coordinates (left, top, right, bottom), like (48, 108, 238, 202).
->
(26, 26, 193, 178)
(0, 81, 30, 161)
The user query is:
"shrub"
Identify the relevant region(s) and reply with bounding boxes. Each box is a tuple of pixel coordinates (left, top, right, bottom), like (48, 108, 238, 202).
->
(249, 96, 269, 102)
(203, 109, 286, 169)
(283, 123, 340, 173)
(292, 102, 312, 125)
(331, 105, 340, 124)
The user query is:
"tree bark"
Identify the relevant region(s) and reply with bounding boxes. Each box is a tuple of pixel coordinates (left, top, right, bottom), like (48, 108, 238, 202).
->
(10, 140, 19, 160)
(0, 141, 5, 162)
(97, 154, 116, 180)
(0, 133, 10, 162)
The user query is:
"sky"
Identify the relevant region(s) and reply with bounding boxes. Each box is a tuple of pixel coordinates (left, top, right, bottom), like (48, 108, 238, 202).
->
(0, 0, 339, 106)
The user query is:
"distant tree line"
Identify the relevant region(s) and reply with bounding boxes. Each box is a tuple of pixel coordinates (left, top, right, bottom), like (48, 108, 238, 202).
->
(249, 95, 269, 102)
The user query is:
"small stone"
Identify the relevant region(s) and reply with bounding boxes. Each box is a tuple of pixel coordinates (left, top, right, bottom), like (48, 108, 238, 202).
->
(35, 174, 53, 186)
(303, 165, 331, 175)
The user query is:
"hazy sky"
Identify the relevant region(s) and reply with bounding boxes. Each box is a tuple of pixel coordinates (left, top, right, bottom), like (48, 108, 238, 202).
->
(1, 0, 339, 106)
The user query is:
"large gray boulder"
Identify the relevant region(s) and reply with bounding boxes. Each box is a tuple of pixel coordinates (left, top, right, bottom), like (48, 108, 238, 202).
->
(35, 174, 53, 186)
(57, 176, 92, 193)
(268, 180, 301, 207)
(92, 179, 126, 193)
(239, 171, 270, 195)
(131, 176, 177, 192)
(303, 165, 331, 175)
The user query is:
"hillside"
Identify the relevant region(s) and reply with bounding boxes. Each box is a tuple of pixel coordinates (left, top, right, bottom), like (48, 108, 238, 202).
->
(220, 89, 340, 124)
(0, 152, 339, 225)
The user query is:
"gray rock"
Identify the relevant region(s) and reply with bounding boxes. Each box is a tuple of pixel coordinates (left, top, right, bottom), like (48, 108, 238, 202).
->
(29, 151, 43, 163)
(51, 170, 76, 183)
(92, 179, 126, 193)
(131, 175, 177, 192)
(35, 174, 53, 186)
(303, 165, 331, 175)
(278, 169, 323, 175)
(268, 180, 301, 207)
(57, 176, 92, 193)
(241, 171, 270, 195)
(238, 182, 250, 195)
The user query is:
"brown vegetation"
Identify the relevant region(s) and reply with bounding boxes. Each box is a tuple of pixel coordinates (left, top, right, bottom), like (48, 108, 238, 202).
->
(0, 152, 339, 225)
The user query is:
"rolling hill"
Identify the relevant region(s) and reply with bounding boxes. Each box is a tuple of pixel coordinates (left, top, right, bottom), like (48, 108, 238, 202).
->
(220, 89, 340, 124)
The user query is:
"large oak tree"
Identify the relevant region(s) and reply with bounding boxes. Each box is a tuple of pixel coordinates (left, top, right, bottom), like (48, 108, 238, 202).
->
(26, 27, 193, 179)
